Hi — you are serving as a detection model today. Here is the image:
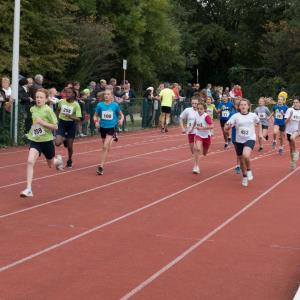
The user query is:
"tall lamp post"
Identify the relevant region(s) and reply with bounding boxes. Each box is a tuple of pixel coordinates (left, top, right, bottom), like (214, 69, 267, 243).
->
(12, 0, 21, 145)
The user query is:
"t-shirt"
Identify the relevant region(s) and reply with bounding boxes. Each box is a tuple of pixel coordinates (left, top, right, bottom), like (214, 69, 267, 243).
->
(180, 107, 199, 134)
(285, 107, 300, 135)
(227, 112, 260, 143)
(273, 104, 288, 126)
(28, 105, 57, 142)
(206, 104, 216, 119)
(95, 101, 121, 128)
(58, 99, 82, 121)
(231, 108, 238, 144)
(194, 113, 212, 138)
(217, 101, 234, 120)
(254, 106, 271, 127)
(159, 88, 175, 107)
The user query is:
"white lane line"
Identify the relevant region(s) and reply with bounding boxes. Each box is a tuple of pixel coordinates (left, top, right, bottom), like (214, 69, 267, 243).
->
(294, 286, 300, 300)
(120, 167, 300, 300)
(0, 136, 185, 170)
(0, 164, 235, 273)
(0, 147, 229, 219)
(0, 144, 188, 190)
(0, 150, 277, 272)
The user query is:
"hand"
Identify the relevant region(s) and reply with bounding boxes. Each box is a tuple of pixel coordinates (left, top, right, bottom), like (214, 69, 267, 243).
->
(95, 122, 100, 129)
(118, 119, 123, 126)
(35, 117, 43, 125)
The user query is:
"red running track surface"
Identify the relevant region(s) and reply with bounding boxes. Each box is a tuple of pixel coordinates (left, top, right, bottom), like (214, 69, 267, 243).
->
(0, 125, 299, 300)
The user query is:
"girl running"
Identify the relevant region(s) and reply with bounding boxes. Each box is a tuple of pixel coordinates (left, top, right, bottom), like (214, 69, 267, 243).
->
(179, 97, 199, 154)
(20, 89, 63, 197)
(285, 98, 300, 170)
(217, 94, 234, 149)
(93, 89, 124, 175)
(55, 87, 82, 168)
(270, 96, 288, 155)
(190, 102, 213, 174)
(254, 97, 271, 151)
(225, 99, 262, 187)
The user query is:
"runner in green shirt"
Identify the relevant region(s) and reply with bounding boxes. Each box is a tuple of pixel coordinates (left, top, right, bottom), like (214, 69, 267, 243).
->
(55, 87, 82, 168)
(20, 89, 64, 198)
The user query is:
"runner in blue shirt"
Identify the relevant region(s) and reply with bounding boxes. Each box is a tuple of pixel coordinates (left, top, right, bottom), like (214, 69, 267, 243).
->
(94, 89, 124, 175)
(270, 95, 288, 155)
(217, 94, 234, 149)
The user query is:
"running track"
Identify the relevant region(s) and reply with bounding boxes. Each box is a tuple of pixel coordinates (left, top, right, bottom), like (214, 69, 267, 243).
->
(0, 125, 299, 300)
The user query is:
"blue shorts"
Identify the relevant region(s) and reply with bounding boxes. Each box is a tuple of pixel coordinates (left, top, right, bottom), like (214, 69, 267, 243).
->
(235, 140, 256, 156)
(57, 119, 76, 139)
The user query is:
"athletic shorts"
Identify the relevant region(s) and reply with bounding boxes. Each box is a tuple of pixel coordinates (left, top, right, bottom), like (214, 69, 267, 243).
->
(99, 127, 115, 139)
(274, 124, 286, 132)
(235, 140, 256, 156)
(161, 106, 171, 114)
(188, 133, 195, 144)
(194, 135, 211, 151)
(262, 125, 268, 130)
(29, 140, 55, 160)
(220, 119, 228, 128)
(57, 120, 76, 139)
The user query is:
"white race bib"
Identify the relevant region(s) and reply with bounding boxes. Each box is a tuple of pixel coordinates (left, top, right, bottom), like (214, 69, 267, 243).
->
(275, 112, 283, 120)
(61, 105, 74, 115)
(102, 110, 113, 120)
(222, 110, 230, 118)
(291, 111, 300, 122)
(259, 113, 266, 119)
(238, 127, 250, 138)
(32, 124, 45, 137)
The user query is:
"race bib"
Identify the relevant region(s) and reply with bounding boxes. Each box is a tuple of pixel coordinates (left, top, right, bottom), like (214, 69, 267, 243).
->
(222, 110, 230, 118)
(238, 127, 250, 138)
(275, 111, 283, 120)
(32, 124, 45, 137)
(61, 105, 74, 115)
(259, 113, 266, 119)
(207, 109, 213, 116)
(102, 110, 113, 120)
(292, 112, 300, 122)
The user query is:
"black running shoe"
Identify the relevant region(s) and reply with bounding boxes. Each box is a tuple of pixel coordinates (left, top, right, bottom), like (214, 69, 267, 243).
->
(96, 166, 104, 175)
(113, 133, 118, 142)
(66, 159, 72, 168)
(265, 135, 269, 141)
(224, 143, 228, 150)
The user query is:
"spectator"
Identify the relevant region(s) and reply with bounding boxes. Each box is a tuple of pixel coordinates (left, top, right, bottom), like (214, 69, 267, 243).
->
(278, 87, 288, 104)
(29, 74, 43, 100)
(48, 88, 60, 111)
(19, 78, 33, 135)
(142, 87, 155, 128)
(1, 77, 12, 112)
(121, 80, 136, 131)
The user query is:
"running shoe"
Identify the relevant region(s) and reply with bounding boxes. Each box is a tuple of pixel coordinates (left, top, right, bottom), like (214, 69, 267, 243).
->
(192, 166, 200, 174)
(224, 143, 229, 150)
(265, 135, 269, 141)
(247, 170, 254, 181)
(258, 147, 263, 152)
(20, 188, 33, 198)
(292, 151, 299, 161)
(55, 155, 64, 171)
(272, 141, 276, 149)
(96, 166, 104, 175)
(235, 165, 241, 174)
(66, 159, 73, 168)
(161, 128, 165, 133)
(278, 147, 283, 155)
(290, 160, 297, 171)
(242, 177, 248, 187)
(113, 133, 118, 142)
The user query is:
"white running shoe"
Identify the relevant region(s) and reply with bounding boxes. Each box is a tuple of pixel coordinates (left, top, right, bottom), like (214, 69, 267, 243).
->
(20, 188, 33, 198)
(292, 151, 299, 162)
(242, 177, 248, 187)
(290, 160, 297, 171)
(247, 170, 253, 181)
(55, 155, 64, 171)
(192, 166, 200, 174)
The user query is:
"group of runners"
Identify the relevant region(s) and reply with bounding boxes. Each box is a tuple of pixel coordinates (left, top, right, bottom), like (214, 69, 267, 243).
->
(20, 87, 299, 197)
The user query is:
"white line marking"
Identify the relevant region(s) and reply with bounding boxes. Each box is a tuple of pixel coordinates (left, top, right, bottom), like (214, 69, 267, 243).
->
(0, 144, 188, 189)
(0, 150, 277, 272)
(120, 167, 300, 300)
(0, 164, 235, 273)
(294, 286, 300, 300)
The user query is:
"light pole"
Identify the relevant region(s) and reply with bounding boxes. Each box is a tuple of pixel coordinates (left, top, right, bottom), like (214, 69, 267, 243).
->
(12, 0, 21, 145)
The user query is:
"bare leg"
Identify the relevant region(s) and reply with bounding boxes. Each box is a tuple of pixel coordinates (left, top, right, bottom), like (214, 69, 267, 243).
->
(26, 148, 40, 189)
(100, 135, 113, 167)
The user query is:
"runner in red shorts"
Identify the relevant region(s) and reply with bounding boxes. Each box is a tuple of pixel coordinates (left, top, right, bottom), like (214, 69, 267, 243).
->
(190, 102, 213, 174)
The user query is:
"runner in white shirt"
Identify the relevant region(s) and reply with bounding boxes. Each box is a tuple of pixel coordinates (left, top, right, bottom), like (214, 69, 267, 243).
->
(285, 98, 300, 170)
(225, 99, 262, 187)
(190, 102, 213, 174)
(179, 97, 199, 154)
